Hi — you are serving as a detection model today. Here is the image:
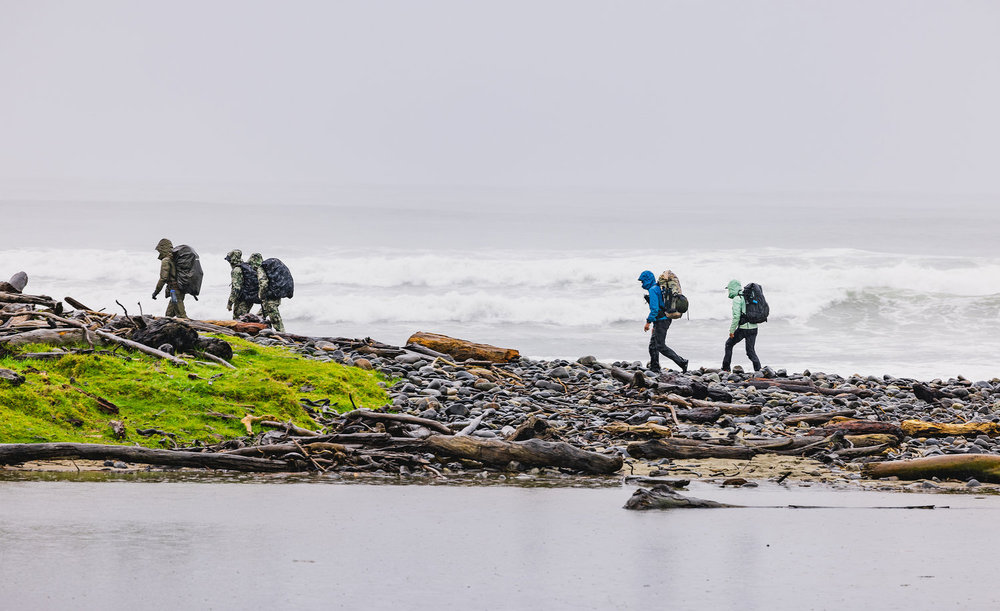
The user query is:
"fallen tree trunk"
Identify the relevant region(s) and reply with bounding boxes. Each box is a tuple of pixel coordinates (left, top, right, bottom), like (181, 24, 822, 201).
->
(811, 419, 903, 439)
(0, 292, 58, 308)
(783, 410, 857, 426)
(0, 443, 293, 472)
(603, 422, 674, 438)
(628, 438, 754, 460)
(659, 393, 761, 416)
(863, 454, 1000, 483)
(414, 434, 623, 474)
(94, 329, 188, 367)
(200, 320, 268, 335)
(345, 408, 454, 436)
(0, 328, 93, 348)
(741, 379, 870, 398)
(900, 420, 1000, 438)
(406, 332, 520, 363)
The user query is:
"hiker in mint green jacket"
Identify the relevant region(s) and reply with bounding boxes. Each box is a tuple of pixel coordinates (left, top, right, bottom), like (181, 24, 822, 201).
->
(723, 279, 761, 372)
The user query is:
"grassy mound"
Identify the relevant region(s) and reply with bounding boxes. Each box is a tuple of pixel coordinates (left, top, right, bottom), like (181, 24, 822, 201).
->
(0, 336, 388, 446)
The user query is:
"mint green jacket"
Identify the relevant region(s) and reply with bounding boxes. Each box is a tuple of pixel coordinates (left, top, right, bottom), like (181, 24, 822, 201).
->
(727, 279, 758, 334)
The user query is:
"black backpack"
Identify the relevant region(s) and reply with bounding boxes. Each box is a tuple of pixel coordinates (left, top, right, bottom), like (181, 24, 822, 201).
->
(171, 245, 204, 299)
(740, 283, 769, 324)
(238, 263, 262, 304)
(261, 258, 294, 300)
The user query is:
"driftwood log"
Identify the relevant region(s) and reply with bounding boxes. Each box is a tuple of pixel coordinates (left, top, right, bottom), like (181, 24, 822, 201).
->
(412, 435, 623, 474)
(0, 443, 293, 472)
(0, 328, 92, 348)
(94, 330, 188, 367)
(900, 420, 1000, 438)
(863, 454, 1000, 483)
(628, 438, 754, 460)
(345, 408, 454, 436)
(406, 332, 520, 363)
(811, 419, 904, 439)
(741, 378, 870, 398)
(0, 292, 58, 308)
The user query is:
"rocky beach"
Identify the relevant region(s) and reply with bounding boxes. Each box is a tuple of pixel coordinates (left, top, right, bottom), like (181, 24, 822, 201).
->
(4, 290, 1000, 496)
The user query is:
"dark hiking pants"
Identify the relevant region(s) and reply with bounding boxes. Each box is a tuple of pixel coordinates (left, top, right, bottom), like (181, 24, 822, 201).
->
(649, 319, 686, 371)
(723, 328, 761, 371)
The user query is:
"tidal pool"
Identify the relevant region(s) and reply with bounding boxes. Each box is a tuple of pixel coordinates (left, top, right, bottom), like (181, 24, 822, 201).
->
(0, 475, 996, 610)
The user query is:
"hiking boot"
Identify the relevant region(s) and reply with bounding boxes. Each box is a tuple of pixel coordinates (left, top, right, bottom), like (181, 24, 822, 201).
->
(680, 359, 689, 373)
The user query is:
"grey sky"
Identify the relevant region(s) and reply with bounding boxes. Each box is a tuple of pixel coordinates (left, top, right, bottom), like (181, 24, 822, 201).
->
(1, 1, 998, 197)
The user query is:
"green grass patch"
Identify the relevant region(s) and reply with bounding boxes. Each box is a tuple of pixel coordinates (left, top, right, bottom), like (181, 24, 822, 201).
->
(0, 336, 388, 446)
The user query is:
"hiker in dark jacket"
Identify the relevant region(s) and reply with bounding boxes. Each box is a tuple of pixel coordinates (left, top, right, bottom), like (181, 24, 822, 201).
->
(639, 270, 688, 373)
(250, 253, 285, 332)
(723, 279, 761, 372)
(152, 238, 187, 318)
(225, 249, 252, 319)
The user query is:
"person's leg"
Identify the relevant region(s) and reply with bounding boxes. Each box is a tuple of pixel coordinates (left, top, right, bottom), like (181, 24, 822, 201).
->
(648, 321, 665, 370)
(744, 328, 761, 370)
(233, 301, 251, 319)
(722, 331, 742, 371)
(653, 319, 687, 371)
(174, 292, 187, 318)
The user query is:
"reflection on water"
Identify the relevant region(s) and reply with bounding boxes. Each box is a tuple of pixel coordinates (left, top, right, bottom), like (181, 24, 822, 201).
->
(1, 477, 998, 610)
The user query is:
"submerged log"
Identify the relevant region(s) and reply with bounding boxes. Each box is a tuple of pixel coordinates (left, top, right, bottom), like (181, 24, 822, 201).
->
(628, 438, 754, 460)
(406, 332, 520, 363)
(900, 420, 1000, 438)
(624, 486, 735, 510)
(415, 435, 623, 474)
(0, 443, 293, 472)
(864, 455, 1000, 483)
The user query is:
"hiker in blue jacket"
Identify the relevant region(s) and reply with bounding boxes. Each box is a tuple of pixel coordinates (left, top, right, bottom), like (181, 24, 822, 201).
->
(639, 270, 688, 373)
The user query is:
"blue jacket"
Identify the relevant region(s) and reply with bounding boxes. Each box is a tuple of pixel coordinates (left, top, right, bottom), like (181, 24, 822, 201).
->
(639, 270, 666, 323)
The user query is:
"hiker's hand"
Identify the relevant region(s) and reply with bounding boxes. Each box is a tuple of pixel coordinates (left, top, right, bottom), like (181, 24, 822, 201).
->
(643, 322, 650, 332)
(151, 291, 158, 300)
(729, 333, 735, 338)
(226, 302, 232, 311)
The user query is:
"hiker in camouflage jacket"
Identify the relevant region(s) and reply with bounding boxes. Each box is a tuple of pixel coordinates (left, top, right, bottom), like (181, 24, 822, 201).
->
(152, 238, 187, 318)
(250, 253, 285, 332)
(225, 249, 253, 319)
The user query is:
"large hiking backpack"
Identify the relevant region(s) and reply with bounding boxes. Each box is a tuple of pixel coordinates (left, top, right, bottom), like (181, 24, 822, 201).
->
(740, 282, 769, 324)
(238, 263, 262, 304)
(657, 270, 688, 317)
(261, 258, 294, 300)
(171, 245, 204, 299)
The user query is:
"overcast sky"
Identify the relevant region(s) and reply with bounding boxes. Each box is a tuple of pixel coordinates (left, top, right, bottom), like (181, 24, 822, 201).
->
(1, 1, 998, 199)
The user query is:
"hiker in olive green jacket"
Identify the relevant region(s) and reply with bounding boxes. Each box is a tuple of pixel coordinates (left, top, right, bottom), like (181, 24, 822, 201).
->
(723, 279, 760, 372)
(225, 249, 252, 319)
(151, 238, 187, 318)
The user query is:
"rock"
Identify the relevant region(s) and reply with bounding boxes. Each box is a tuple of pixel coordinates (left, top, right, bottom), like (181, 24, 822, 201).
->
(577, 356, 598, 366)
(473, 380, 497, 392)
(315, 340, 338, 351)
(550, 367, 571, 379)
(0, 368, 26, 387)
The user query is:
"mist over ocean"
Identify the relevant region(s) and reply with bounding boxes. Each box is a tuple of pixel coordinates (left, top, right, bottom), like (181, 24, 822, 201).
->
(2, 191, 998, 381)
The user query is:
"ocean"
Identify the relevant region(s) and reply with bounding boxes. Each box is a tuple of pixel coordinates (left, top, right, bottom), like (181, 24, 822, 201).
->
(2, 191, 998, 381)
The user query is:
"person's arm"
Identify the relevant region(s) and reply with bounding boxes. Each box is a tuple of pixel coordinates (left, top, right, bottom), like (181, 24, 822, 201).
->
(257, 269, 269, 302)
(153, 258, 171, 298)
(729, 296, 742, 336)
(645, 287, 661, 329)
(227, 266, 242, 310)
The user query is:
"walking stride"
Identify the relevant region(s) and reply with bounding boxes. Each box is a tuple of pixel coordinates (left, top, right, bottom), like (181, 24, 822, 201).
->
(638, 270, 688, 373)
(225, 249, 254, 319)
(723, 279, 765, 372)
(151, 238, 186, 318)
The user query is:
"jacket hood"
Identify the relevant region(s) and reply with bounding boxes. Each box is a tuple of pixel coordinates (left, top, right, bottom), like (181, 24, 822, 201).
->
(248, 253, 263, 268)
(727, 279, 742, 298)
(225, 249, 243, 265)
(155, 238, 173, 259)
(638, 270, 656, 290)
